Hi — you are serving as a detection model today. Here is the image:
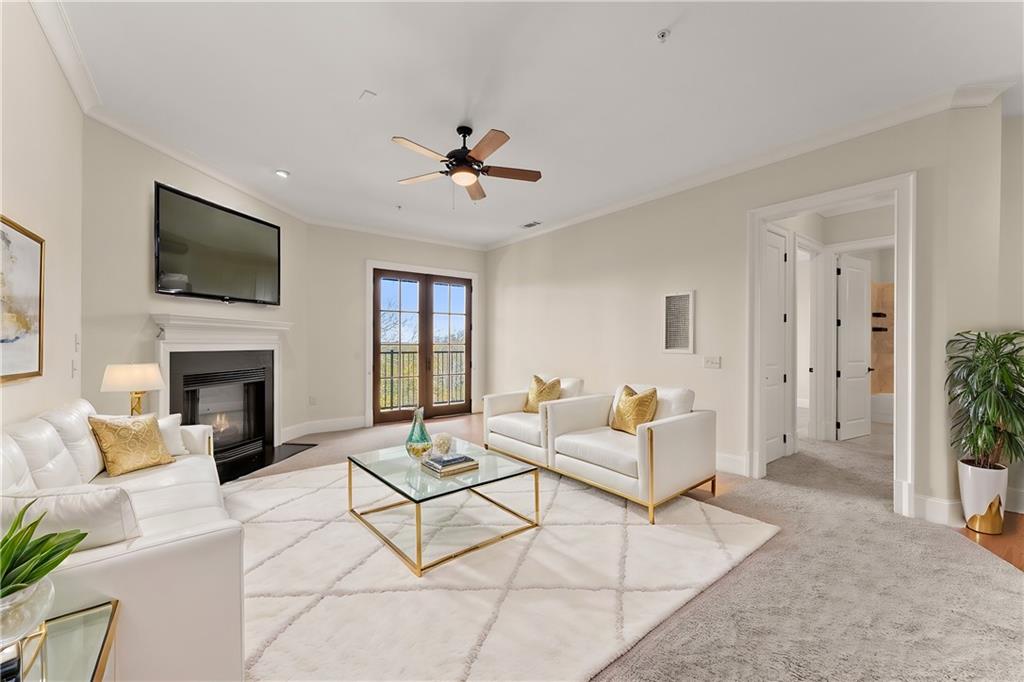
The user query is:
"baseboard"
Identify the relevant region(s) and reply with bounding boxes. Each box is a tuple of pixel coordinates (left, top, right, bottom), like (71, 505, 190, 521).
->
(871, 394, 894, 424)
(1007, 486, 1024, 514)
(282, 416, 365, 442)
(716, 451, 748, 476)
(914, 494, 964, 528)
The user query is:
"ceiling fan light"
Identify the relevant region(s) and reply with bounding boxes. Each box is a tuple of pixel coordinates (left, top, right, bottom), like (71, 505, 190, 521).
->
(450, 166, 478, 187)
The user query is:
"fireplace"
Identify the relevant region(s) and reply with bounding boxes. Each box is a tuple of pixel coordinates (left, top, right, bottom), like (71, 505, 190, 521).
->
(169, 350, 274, 481)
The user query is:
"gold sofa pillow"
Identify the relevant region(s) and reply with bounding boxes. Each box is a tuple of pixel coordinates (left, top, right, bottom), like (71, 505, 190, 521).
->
(89, 414, 174, 477)
(610, 386, 658, 435)
(524, 375, 561, 413)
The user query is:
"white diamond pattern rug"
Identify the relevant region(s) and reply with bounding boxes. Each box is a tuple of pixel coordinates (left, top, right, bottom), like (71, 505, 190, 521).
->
(223, 462, 778, 681)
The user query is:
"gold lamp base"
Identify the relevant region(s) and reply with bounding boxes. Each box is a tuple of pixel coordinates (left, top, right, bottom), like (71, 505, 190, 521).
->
(129, 391, 146, 416)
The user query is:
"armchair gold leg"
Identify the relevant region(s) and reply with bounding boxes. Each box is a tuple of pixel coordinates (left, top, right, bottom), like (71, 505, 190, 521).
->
(347, 459, 353, 511)
(647, 429, 655, 525)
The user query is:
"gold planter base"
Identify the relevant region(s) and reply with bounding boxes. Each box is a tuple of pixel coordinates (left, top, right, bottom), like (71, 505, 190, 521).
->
(966, 495, 1004, 535)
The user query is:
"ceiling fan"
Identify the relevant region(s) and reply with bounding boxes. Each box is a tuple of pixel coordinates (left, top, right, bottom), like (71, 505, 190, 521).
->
(391, 125, 542, 201)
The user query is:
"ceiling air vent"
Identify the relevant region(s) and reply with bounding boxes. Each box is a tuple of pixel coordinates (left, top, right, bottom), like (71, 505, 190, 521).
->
(521, 220, 542, 229)
(664, 291, 695, 354)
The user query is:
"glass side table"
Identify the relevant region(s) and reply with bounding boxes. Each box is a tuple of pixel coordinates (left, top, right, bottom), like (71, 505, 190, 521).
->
(13, 601, 119, 682)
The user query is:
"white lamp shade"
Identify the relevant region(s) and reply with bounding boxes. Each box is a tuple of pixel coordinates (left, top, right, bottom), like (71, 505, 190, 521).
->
(100, 363, 165, 392)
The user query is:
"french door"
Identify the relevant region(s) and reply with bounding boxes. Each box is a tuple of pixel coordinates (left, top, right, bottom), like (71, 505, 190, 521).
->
(373, 269, 472, 424)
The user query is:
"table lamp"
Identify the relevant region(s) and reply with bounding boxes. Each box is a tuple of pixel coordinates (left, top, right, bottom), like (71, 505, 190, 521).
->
(100, 363, 165, 415)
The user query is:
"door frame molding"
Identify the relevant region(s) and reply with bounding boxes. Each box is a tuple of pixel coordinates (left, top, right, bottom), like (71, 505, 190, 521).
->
(746, 172, 916, 519)
(365, 260, 482, 427)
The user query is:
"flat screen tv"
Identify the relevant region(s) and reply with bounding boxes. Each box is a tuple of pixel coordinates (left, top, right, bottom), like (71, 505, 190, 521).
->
(155, 182, 280, 305)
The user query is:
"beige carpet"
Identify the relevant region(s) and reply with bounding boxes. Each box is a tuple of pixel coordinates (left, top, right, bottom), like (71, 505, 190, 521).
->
(225, 460, 778, 681)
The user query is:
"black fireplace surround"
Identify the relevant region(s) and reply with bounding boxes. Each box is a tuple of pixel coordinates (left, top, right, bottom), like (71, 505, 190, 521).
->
(169, 350, 274, 482)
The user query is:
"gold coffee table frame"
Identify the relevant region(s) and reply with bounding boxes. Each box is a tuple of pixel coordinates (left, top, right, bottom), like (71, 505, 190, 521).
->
(348, 459, 540, 577)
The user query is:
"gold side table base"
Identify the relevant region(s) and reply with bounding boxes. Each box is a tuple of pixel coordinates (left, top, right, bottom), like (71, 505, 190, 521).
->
(348, 461, 540, 577)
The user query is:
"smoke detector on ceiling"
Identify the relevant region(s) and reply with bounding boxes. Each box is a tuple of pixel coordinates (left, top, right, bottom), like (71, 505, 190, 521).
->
(521, 220, 542, 229)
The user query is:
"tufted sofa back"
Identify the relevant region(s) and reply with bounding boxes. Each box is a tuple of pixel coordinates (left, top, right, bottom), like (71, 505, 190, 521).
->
(535, 375, 584, 400)
(608, 384, 696, 425)
(40, 399, 103, 481)
(2, 399, 104, 492)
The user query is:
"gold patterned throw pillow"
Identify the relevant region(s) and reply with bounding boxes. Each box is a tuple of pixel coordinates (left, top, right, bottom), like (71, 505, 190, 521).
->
(88, 414, 174, 477)
(611, 386, 658, 435)
(524, 375, 561, 413)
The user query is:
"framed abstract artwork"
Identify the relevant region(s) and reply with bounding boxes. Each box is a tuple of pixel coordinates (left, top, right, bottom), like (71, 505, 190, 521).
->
(1, 215, 45, 382)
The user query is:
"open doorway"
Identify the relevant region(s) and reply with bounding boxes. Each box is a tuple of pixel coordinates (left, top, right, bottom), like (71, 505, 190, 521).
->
(747, 173, 915, 518)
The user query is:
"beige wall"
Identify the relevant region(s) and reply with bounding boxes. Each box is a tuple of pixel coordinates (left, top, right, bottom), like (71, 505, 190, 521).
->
(81, 119, 310, 426)
(487, 102, 1018, 503)
(822, 205, 894, 244)
(304, 226, 486, 423)
(1, 3, 83, 424)
(80, 119, 486, 432)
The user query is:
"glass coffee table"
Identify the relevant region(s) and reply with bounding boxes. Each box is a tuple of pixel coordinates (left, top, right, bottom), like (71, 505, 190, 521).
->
(347, 438, 539, 576)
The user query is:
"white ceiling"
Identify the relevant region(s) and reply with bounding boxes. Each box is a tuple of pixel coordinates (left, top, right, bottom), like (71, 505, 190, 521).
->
(59, 2, 1022, 249)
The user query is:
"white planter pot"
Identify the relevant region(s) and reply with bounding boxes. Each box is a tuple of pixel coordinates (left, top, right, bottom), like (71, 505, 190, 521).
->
(957, 459, 1008, 534)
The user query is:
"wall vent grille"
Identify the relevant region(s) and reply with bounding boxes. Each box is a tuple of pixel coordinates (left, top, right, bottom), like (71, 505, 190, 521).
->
(664, 291, 694, 353)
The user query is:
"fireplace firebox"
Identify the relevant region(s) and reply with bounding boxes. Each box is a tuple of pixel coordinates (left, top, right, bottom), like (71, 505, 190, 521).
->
(169, 350, 274, 481)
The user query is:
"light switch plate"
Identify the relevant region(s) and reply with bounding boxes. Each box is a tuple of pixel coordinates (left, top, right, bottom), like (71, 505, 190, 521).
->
(703, 355, 722, 369)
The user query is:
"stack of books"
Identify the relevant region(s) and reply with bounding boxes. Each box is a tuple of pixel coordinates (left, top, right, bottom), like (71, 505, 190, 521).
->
(422, 453, 479, 477)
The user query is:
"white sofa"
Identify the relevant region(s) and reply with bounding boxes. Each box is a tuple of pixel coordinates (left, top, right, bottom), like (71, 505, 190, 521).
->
(546, 385, 716, 523)
(483, 376, 584, 466)
(0, 399, 243, 681)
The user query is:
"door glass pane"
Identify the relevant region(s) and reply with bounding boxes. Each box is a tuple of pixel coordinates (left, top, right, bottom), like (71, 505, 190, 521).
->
(450, 314, 466, 343)
(433, 314, 449, 343)
(400, 280, 419, 312)
(450, 285, 466, 314)
(400, 347, 418, 377)
(380, 312, 399, 343)
(380, 379, 394, 410)
(381, 278, 399, 311)
(377, 274, 421, 414)
(451, 375, 465, 402)
(400, 313, 419, 343)
(433, 375, 449, 405)
(433, 283, 450, 313)
(450, 344, 465, 374)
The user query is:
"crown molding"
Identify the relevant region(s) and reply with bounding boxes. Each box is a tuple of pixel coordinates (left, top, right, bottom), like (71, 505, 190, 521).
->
(949, 82, 1014, 109)
(30, 0, 101, 113)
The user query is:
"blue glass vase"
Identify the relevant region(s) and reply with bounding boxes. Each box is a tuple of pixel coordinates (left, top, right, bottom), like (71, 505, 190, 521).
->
(405, 407, 433, 459)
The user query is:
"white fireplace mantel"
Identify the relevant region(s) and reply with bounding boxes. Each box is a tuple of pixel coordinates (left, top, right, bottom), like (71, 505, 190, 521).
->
(152, 314, 292, 446)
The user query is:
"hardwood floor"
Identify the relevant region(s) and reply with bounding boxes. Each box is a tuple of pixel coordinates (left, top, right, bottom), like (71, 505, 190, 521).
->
(958, 511, 1024, 571)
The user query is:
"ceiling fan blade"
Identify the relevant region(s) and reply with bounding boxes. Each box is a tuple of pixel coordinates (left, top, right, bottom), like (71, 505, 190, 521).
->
(398, 171, 445, 185)
(466, 181, 486, 201)
(391, 136, 447, 162)
(481, 166, 542, 182)
(468, 129, 510, 162)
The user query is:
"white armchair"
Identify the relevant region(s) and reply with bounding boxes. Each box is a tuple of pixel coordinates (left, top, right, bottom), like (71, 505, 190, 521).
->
(547, 384, 716, 523)
(483, 375, 584, 466)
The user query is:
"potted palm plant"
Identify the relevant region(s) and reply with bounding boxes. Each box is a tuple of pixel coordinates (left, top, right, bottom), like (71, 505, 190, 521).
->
(946, 330, 1024, 534)
(0, 501, 87, 651)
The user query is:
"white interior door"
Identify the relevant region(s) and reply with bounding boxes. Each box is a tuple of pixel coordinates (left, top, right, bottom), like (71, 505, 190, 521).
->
(836, 254, 872, 440)
(761, 228, 788, 461)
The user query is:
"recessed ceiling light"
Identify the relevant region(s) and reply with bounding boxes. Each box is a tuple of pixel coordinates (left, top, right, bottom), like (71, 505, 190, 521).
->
(274, 169, 290, 179)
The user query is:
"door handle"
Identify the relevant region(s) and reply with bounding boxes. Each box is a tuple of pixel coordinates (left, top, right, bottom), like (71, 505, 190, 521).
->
(867, 367, 875, 373)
